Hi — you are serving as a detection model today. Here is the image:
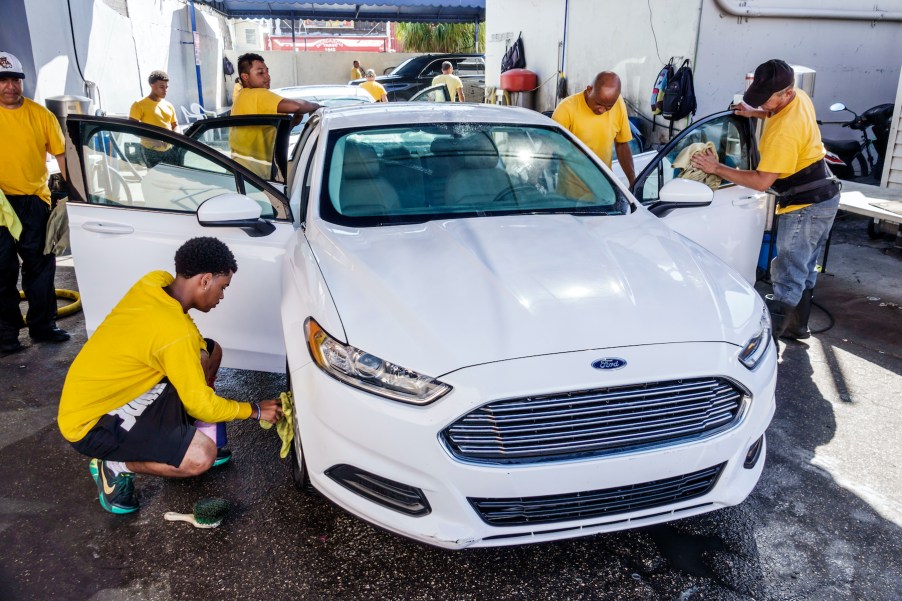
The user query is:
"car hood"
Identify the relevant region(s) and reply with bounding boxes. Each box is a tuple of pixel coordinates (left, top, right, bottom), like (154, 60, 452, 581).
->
(306, 212, 758, 376)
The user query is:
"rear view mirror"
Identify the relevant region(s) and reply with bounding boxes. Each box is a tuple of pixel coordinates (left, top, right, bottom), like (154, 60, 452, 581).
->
(197, 193, 275, 237)
(829, 102, 846, 112)
(649, 179, 713, 216)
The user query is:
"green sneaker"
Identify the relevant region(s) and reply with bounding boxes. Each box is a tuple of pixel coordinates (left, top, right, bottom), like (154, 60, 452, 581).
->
(89, 458, 99, 483)
(95, 460, 139, 515)
(212, 448, 232, 468)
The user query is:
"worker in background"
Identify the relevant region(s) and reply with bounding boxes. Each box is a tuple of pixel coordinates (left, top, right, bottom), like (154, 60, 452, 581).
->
(360, 69, 388, 102)
(230, 52, 321, 178)
(58, 237, 283, 514)
(350, 60, 366, 81)
(552, 71, 635, 187)
(431, 61, 465, 103)
(0, 50, 70, 354)
(691, 59, 840, 342)
(129, 70, 178, 168)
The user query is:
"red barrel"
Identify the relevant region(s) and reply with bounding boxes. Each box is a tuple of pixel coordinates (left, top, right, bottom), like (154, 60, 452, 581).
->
(500, 68, 537, 92)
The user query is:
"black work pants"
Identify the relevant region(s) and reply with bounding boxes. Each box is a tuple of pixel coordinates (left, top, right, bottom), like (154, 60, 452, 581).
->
(0, 194, 56, 339)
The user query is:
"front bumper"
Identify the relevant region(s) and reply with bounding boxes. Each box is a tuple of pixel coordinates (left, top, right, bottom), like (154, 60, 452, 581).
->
(289, 340, 776, 549)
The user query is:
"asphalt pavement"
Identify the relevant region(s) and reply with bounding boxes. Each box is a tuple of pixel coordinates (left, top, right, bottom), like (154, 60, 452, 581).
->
(1, 214, 900, 600)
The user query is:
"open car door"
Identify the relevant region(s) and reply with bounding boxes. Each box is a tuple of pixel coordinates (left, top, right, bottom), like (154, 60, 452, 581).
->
(631, 111, 767, 284)
(409, 84, 452, 103)
(65, 115, 295, 372)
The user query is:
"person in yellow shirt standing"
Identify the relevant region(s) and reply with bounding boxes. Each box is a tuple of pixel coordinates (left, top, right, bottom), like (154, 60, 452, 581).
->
(129, 70, 178, 168)
(692, 59, 840, 341)
(350, 60, 366, 81)
(552, 71, 635, 187)
(230, 52, 321, 178)
(360, 69, 388, 102)
(0, 51, 70, 354)
(58, 237, 283, 515)
(431, 61, 465, 102)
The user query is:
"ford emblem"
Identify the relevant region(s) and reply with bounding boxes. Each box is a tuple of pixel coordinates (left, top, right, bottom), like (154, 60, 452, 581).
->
(592, 358, 627, 370)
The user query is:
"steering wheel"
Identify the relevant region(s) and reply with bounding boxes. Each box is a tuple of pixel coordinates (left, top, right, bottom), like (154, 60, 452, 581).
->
(492, 184, 537, 204)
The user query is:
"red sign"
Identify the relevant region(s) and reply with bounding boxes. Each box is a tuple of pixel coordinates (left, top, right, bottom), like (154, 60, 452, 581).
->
(266, 35, 389, 53)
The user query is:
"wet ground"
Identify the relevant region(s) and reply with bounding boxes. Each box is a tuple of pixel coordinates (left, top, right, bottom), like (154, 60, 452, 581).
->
(1, 214, 900, 600)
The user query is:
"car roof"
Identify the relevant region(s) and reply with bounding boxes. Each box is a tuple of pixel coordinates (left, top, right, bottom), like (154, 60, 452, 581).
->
(319, 103, 554, 130)
(273, 85, 372, 99)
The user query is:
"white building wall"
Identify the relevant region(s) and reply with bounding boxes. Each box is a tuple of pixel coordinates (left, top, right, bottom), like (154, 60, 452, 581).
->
(23, 0, 230, 118)
(486, 0, 902, 145)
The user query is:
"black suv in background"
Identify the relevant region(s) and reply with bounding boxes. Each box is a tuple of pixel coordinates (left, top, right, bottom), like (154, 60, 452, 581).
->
(350, 53, 485, 101)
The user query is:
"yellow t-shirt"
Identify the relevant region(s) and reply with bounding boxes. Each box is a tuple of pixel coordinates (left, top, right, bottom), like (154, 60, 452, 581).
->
(129, 96, 177, 151)
(351, 67, 365, 80)
(232, 82, 243, 102)
(360, 80, 387, 102)
(431, 74, 463, 102)
(0, 98, 65, 204)
(552, 92, 632, 167)
(229, 87, 283, 178)
(757, 89, 825, 215)
(58, 270, 252, 442)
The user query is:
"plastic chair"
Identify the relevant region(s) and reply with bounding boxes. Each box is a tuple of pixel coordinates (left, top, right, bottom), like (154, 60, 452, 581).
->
(191, 102, 216, 118)
(180, 104, 205, 124)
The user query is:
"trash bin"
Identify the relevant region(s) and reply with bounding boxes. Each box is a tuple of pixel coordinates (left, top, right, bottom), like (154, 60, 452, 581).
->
(501, 68, 537, 110)
(44, 95, 93, 138)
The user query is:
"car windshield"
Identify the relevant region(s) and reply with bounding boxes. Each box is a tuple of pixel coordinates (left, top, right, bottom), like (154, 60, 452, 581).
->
(320, 122, 629, 226)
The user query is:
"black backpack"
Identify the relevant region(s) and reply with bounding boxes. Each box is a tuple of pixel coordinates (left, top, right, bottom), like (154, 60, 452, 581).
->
(501, 33, 526, 73)
(661, 59, 697, 121)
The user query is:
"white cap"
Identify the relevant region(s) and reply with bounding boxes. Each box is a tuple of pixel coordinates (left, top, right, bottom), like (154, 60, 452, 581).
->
(0, 52, 25, 79)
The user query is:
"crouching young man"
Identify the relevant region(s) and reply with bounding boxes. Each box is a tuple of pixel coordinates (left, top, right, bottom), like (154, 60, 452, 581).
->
(57, 237, 282, 514)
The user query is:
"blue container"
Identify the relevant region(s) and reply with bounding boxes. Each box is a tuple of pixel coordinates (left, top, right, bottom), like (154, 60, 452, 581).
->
(758, 232, 776, 272)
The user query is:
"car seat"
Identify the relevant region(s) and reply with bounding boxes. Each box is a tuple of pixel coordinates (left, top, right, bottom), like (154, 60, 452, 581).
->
(339, 141, 399, 216)
(443, 133, 512, 205)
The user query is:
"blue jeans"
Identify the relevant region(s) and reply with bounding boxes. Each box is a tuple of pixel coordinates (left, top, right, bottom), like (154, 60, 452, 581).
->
(770, 193, 840, 307)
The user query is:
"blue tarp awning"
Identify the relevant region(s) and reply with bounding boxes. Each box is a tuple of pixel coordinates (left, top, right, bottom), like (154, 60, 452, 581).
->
(197, 1, 485, 23)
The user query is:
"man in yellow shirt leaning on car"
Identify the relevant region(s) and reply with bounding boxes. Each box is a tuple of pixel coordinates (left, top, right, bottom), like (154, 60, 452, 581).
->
(229, 52, 321, 178)
(58, 237, 283, 515)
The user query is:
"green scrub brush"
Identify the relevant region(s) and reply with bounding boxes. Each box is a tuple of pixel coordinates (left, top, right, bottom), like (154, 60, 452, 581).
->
(164, 497, 231, 529)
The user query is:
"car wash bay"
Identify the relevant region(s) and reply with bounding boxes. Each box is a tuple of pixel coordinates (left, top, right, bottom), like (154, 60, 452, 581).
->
(1, 213, 900, 600)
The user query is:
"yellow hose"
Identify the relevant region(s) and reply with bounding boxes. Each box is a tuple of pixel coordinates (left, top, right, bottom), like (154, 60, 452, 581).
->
(19, 289, 82, 320)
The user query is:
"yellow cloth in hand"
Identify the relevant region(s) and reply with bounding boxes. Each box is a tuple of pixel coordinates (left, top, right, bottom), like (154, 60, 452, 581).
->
(672, 141, 722, 191)
(0, 190, 23, 241)
(259, 391, 295, 459)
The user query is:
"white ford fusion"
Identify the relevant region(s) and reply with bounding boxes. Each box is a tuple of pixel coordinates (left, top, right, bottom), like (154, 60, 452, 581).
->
(65, 103, 775, 548)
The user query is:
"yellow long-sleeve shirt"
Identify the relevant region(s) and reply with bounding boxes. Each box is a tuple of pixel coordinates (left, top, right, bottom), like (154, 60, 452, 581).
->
(58, 271, 252, 442)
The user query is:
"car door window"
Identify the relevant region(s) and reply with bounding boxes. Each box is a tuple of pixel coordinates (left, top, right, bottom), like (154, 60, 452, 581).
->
(409, 85, 451, 103)
(79, 123, 283, 219)
(185, 115, 291, 184)
(634, 114, 749, 205)
(456, 58, 484, 76)
(421, 60, 447, 78)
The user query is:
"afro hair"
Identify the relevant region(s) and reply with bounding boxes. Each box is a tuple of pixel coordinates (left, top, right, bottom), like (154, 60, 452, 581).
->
(174, 237, 238, 278)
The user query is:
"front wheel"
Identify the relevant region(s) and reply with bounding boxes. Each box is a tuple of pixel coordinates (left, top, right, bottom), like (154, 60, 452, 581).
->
(289, 432, 317, 495)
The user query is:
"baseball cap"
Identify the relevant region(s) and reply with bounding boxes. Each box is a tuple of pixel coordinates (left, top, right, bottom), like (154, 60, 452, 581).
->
(743, 59, 794, 107)
(0, 51, 25, 79)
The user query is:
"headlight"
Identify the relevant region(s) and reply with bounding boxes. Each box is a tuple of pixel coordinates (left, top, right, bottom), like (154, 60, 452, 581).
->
(305, 318, 452, 405)
(738, 306, 772, 370)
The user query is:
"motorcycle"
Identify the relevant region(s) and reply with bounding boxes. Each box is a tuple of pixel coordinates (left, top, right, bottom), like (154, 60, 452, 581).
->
(819, 102, 894, 183)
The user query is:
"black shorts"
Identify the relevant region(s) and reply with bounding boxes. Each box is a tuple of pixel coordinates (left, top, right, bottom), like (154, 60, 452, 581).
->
(70, 380, 196, 468)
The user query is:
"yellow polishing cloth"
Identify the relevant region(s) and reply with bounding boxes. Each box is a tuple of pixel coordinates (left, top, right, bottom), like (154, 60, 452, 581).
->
(0, 190, 23, 241)
(260, 391, 295, 459)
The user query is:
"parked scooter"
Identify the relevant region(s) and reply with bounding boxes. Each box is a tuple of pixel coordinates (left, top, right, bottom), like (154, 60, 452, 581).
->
(819, 102, 894, 183)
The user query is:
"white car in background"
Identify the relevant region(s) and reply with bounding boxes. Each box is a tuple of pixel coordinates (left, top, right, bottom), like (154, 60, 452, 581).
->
(64, 103, 775, 549)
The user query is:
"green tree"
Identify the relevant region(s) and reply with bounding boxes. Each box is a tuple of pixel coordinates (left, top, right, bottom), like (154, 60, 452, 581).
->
(396, 22, 485, 53)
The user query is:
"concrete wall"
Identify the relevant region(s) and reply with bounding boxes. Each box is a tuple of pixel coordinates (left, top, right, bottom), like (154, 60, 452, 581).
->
(486, 0, 902, 145)
(223, 50, 423, 89)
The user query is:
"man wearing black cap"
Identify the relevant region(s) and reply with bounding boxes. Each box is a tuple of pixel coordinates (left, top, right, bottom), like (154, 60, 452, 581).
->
(0, 51, 70, 354)
(691, 59, 840, 342)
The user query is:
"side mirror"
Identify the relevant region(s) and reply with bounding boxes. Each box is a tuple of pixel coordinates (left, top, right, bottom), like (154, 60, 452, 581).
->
(649, 179, 713, 216)
(197, 193, 275, 237)
(829, 102, 846, 112)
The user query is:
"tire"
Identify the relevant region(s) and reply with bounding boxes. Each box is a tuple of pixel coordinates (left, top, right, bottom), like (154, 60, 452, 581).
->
(286, 360, 317, 494)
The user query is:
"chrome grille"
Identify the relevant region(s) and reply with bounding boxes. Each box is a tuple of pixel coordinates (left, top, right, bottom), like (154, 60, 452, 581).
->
(470, 463, 725, 526)
(442, 378, 745, 463)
